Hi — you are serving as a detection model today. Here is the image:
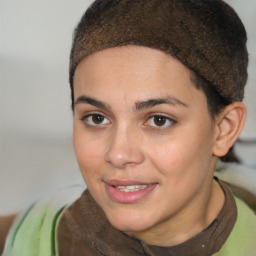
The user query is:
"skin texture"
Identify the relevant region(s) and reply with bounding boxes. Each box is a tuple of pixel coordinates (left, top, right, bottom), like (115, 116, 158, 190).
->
(72, 46, 230, 246)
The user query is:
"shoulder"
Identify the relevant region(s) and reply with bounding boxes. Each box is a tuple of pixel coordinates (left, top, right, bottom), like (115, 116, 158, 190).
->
(215, 181, 256, 256)
(2, 185, 84, 256)
(215, 195, 256, 256)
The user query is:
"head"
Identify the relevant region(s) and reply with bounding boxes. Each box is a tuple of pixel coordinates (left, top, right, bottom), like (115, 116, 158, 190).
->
(70, 0, 248, 112)
(70, 0, 248, 162)
(70, 0, 248, 245)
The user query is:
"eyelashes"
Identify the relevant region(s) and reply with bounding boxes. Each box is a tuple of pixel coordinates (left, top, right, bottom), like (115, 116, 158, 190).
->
(80, 113, 176, 130)
(145, 115, 176, 128)
(81, 113, 111, 127)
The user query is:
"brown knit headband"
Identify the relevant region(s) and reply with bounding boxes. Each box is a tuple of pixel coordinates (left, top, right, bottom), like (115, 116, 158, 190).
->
(70, 0, 248, 107)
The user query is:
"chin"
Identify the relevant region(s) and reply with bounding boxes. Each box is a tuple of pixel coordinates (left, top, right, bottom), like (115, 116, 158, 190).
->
(105, 209, 154, 233)
(111, 221, 149, 233)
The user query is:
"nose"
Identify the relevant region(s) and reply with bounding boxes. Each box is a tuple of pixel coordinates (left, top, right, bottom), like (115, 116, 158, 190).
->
(104, 125, 145, 169)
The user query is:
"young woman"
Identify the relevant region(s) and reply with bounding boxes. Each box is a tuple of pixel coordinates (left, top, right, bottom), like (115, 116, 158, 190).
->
(2, 0, 256, 255)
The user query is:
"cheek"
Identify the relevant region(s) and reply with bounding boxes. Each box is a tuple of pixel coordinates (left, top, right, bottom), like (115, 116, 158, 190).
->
(146, 127, 214, 177)
(73, 127, 105, 178)
(74, 136, 97, 164)
(150, 143, 183, 171)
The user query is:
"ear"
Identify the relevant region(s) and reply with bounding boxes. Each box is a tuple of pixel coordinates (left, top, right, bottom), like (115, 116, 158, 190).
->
(213, 102, 246, 157)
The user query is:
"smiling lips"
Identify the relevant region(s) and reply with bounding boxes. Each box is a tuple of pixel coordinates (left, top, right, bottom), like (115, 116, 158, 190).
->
(105, 180, 157, 203)
(116, 184, 149, 192)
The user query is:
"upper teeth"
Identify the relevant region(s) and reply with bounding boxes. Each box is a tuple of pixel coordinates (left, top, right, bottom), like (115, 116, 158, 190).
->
(116, 185, 149, 192)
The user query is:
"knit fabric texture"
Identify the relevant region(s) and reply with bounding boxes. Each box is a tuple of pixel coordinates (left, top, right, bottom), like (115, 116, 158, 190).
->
(69, 0, 248, 108)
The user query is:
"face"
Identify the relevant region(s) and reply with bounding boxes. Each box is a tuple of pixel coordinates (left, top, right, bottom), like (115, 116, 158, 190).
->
(73, 46, 218, 242)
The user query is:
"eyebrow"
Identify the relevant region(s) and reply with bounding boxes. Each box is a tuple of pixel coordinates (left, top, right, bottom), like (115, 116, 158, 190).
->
(74, 95, 187, 111)
(135, 96, 188, 111)
(74, 95, 110, 110)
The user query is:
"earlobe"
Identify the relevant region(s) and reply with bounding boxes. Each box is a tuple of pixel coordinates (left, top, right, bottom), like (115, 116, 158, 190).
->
(213, 102, 246, 157)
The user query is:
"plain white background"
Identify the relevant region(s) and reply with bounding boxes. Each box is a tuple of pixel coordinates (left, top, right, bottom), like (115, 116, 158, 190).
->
(0, 0, 255, 214)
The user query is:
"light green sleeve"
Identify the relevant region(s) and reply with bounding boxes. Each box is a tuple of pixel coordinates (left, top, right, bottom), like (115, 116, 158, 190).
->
(3, 185, 84, 256)
(214, 196, 256, 256)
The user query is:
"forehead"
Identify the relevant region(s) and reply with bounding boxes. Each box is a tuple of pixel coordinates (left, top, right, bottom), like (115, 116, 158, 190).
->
(75, 46, 184, 81)
(73, 46, 207, 110)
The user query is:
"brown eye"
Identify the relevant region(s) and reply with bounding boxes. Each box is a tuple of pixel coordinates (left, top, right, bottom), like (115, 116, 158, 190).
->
(153, 116, 167, 126)
(83, 114, 110, 126)
(92, 114, 105, 124)
(146, 115, 175, 129)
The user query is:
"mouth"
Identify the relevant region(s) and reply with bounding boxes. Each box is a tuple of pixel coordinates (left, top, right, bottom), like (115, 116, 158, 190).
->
(115, 184, 150, 192)
(105, 180, 157, 203)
